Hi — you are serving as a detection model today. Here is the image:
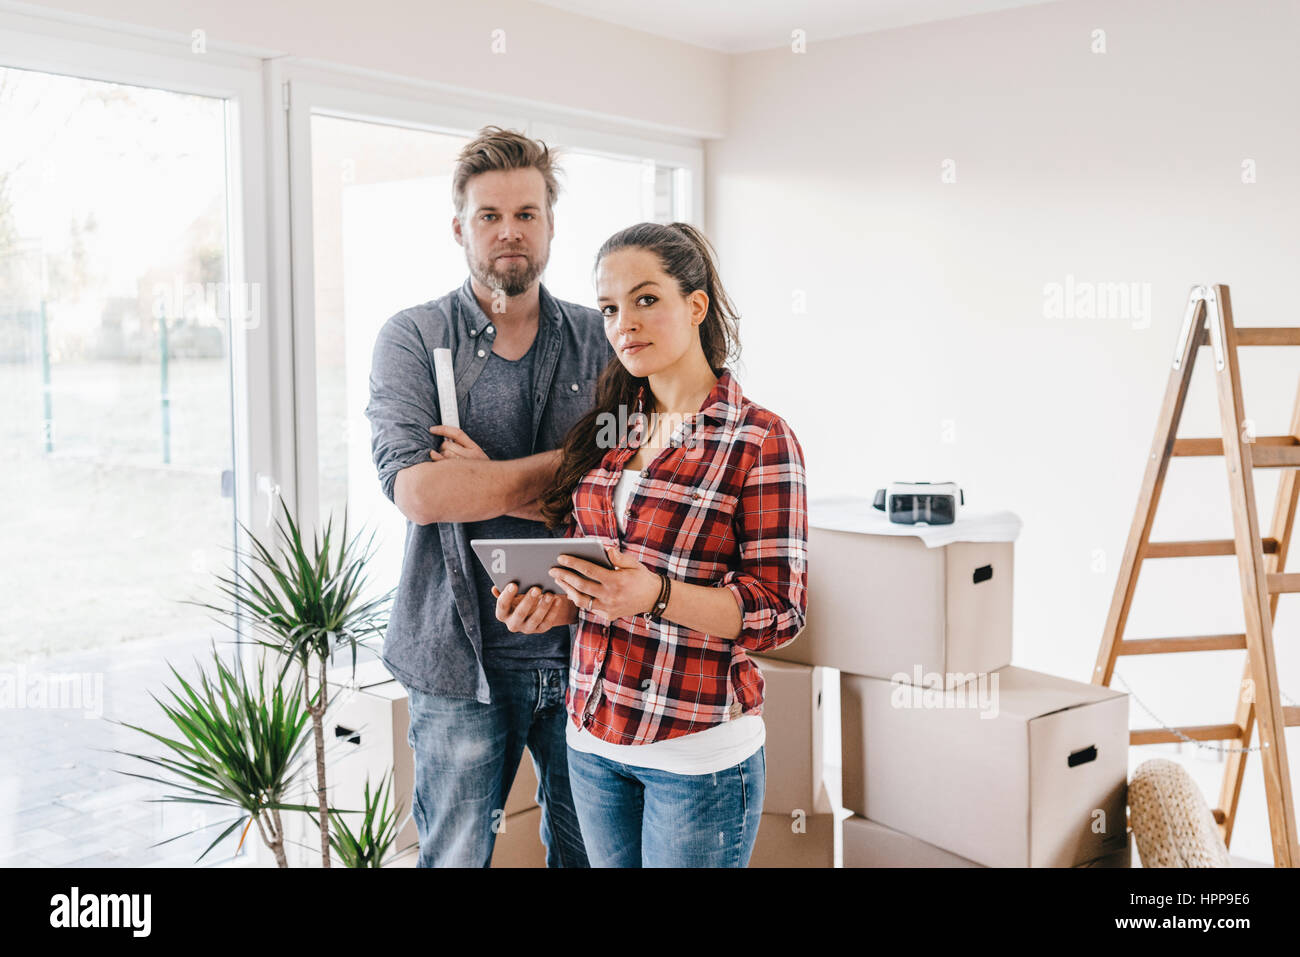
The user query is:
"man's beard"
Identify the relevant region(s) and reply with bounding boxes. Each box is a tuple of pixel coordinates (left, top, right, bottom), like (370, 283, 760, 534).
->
(469, 248, 546, 298)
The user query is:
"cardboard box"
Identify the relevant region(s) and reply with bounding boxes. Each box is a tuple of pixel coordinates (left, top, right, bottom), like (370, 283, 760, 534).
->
(325, 661, 541, 866)
(490, 807, 546, 867)
(759, 527, 1012, 688)
(843, 815, 1133, 869)
(505, 748, 539, 816)
(326, 663, 417, 856)
(748, 810, 836, 868)
(384, 846, 418, 868)
(1077, 831, 1134, 868)
(752, 658, 829, 814)
(840, 665, 1128, 868)
(384, 802, 554, 869)
(843, 814, 981, 867)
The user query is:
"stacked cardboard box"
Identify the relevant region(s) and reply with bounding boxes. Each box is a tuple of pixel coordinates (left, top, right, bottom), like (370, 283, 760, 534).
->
(840, 665, 1129, 868)
(491, 750, 546, 867)
(842, 815, 1133, 868)
(761, 530, 1014, 687)
(760, 507, 1131, 868)
(325, 660, 545, 867)
(748, 658, 836, 867)
(504, 748, 540, 816)
(324, 659, 417, 866)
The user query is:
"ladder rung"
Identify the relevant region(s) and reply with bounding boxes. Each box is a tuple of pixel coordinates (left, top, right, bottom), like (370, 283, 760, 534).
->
(1252, 445, 1300, 468)
(1131, 723, 1244, 746)
(1144, 537, 1279, 558)
(1173, 436, 1300, 459)
(1233, 328, 1300, 346)
(1286, 707, 1300, 728)
(1118, 634, 1248, 655)
(1267, 573, 1300, 593)
(1211, 808, 1226, 825)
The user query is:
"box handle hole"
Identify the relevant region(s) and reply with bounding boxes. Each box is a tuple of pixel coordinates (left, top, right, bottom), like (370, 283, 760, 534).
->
(335, 725, 361, 746)
(1068, 745, 1097, 767)
(973, 564, 993, 584)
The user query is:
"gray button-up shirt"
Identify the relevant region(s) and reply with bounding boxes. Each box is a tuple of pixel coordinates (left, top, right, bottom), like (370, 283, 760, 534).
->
(364, 277, 613, 701)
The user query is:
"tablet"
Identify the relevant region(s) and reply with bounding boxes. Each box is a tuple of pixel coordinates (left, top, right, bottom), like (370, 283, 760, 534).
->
(470, 537, 613, 596)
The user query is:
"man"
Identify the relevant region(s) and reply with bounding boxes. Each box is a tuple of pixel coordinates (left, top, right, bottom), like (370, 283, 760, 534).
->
(364, 126, 612, 867)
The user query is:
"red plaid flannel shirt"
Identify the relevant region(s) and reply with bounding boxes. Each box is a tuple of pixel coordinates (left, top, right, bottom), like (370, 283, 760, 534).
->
(563, 367, 808, 746)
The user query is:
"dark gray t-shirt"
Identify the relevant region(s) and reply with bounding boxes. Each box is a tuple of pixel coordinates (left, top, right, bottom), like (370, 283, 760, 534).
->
(461, 335, 570, 670)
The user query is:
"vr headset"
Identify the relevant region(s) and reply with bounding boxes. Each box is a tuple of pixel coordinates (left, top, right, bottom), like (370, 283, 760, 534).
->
(872, 481, 964, 525)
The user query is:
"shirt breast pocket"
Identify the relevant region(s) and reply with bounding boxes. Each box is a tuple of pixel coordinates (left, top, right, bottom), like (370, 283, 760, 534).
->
(671, 486, 740, 566)
(544, 376, 599, 443)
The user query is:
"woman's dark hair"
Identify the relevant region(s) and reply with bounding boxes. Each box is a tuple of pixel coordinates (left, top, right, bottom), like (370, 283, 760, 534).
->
(538, 222, 741, 530)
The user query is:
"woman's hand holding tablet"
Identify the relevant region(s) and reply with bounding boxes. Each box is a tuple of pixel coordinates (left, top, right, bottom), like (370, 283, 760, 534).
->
(547, 546, 661, 624)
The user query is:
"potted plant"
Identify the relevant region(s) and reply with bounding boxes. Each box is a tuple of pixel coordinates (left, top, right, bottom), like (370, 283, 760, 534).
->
(114, 647, 318, 867)
(190, 500, 394, 867)
(317, 771, 417, 868)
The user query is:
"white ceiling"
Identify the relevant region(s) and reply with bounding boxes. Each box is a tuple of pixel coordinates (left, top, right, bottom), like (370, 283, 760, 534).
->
(530, 0, 1065, 53)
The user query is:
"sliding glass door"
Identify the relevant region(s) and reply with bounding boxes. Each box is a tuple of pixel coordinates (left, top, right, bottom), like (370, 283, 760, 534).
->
(0, 19, 274, 867)
(0, 66, 237, 663)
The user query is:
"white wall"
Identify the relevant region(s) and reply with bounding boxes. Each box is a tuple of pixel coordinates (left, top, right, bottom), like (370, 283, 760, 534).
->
(708, 0, 1300, 862)
(4, 0, 727, 136)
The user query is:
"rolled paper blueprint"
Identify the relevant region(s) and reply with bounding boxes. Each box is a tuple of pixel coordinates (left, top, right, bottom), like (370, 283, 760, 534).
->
(433, 347, 459, 430)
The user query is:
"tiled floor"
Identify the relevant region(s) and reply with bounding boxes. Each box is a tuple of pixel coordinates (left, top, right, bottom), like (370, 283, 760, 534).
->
(1, 633, 268, 867)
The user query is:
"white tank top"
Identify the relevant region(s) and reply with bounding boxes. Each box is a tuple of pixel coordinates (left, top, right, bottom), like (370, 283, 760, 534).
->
(566, 467, 765, 775)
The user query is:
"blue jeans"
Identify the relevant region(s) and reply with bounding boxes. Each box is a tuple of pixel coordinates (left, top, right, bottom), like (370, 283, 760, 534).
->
(565, 743, 765, 867)
(405, 666, 589, 867)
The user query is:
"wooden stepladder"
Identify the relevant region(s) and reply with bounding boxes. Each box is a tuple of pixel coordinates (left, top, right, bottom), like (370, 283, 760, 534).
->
(1095, 284, 1300, 868)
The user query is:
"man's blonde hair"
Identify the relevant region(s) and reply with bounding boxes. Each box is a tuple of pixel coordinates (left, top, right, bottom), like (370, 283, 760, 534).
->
(452, 125, 562, 222)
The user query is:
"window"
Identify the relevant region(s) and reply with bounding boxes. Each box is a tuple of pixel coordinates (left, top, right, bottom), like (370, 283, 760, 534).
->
(0, 42, 271, 866)
(542, 150, 693, 305)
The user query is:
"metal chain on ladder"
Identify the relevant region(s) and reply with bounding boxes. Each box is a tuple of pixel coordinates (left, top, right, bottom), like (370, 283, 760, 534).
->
(1112, 672, 1299, 755)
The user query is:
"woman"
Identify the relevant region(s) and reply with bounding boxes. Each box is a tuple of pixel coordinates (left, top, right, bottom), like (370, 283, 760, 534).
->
(491, 222, 808, 867)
